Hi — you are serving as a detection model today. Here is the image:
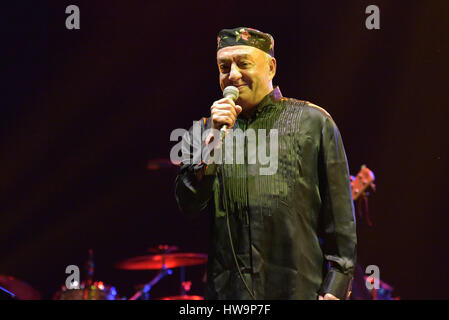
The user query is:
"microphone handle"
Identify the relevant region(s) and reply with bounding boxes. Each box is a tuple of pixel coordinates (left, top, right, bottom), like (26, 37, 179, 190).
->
(220, 125, 227, 141)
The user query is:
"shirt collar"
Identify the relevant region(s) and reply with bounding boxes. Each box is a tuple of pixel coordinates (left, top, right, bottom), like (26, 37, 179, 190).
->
(257, 86, 282, 111)
(236, 86, 283, 122)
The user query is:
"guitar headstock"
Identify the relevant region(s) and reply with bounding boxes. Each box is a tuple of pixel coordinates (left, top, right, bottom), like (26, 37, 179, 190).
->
(350, 165, 376, 226)
(350, 165, 375, 201)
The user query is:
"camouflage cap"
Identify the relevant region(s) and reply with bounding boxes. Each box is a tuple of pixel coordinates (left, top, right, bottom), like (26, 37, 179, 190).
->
(217, 27, 275, 57)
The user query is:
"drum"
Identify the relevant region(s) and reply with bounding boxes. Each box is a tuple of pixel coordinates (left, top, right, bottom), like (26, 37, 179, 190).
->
(54, 281, 119, 300)
(0, 275, 42, 300)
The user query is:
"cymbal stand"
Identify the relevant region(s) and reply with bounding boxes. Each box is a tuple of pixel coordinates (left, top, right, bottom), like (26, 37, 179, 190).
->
(180, 267, 185, 295)
(128, 267, 173, 300)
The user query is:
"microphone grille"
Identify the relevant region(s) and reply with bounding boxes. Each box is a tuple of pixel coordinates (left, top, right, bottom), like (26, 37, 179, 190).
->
(223, 86, 239, 101)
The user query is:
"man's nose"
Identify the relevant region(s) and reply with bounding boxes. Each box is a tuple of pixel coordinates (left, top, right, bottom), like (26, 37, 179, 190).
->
(229, 63, 242, 81)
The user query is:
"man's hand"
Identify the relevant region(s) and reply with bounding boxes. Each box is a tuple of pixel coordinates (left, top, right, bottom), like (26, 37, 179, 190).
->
(210, 97, 242, 131)
(318, 293, 340, 300)
(205, 97, 242, 146)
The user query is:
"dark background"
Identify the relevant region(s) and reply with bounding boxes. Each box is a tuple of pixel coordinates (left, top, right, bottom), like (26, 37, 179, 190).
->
(1, 0, 448, 300)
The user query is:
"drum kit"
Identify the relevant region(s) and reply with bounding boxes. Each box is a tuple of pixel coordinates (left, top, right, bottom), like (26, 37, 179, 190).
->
(0, 245, 207, 300)
(1, 159, 205, 301)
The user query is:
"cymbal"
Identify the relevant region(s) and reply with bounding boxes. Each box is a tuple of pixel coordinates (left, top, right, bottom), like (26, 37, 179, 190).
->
(0, 275, 41, 300)
(158, 295, 204, 300)
(115, 253, 207, 270)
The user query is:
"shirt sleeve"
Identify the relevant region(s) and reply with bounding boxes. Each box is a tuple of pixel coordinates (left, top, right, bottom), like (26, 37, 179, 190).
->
(317, 115, 357, 300)
(174, 118, 217, 216)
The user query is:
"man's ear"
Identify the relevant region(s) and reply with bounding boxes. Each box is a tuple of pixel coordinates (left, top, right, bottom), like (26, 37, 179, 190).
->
(269, 57, 276, 80)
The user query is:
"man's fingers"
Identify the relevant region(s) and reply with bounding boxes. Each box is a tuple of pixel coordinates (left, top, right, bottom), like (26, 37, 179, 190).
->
(318, 293, 339, 300)
(211, 104, 238, 118)
(216, 97, 236, 107)
(210, 98, 241, 130)
(211, 107, 237, 119)
(235, 105, 242, 115)
(212, 115, 235, 126)
(324, 293, 339, 300)
(212, 110, 236, 120)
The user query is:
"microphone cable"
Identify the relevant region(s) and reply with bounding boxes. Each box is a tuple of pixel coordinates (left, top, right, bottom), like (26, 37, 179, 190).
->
(220, 134, 256, 300)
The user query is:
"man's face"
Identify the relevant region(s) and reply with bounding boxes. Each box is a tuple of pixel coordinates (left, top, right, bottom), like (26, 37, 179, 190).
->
(217, 45, 276, 110)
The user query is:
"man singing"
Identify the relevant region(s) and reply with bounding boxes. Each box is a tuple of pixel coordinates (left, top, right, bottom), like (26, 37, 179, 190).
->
(175, 27, 357, 300)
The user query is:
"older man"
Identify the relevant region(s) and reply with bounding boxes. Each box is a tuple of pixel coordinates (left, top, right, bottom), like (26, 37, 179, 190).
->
(175, 27, 357, 300)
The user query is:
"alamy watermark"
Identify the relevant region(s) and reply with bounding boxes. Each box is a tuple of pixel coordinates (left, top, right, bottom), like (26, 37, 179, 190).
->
(170, 122, 279, 175)
(65, 5, 80, 30)
(63, 5, 379, 31)
(65, 265, 80, 289)
(365, 264, 380, 290)
(365, 5, 380, 30)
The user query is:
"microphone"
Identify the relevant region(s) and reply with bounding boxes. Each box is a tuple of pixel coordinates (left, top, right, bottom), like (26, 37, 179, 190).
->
(220, 86, 239, 141)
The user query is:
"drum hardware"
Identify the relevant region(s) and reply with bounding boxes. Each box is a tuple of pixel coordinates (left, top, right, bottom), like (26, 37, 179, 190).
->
(128, 267, 173, 300)
(180, 267, 186, 295)
(0, 285, 17, 300)
(83, 248, 95, 299)
(116, 245, 207, 300)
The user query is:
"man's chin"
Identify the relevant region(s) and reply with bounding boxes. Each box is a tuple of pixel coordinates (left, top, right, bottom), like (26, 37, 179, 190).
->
(237, 92, 251, 104)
